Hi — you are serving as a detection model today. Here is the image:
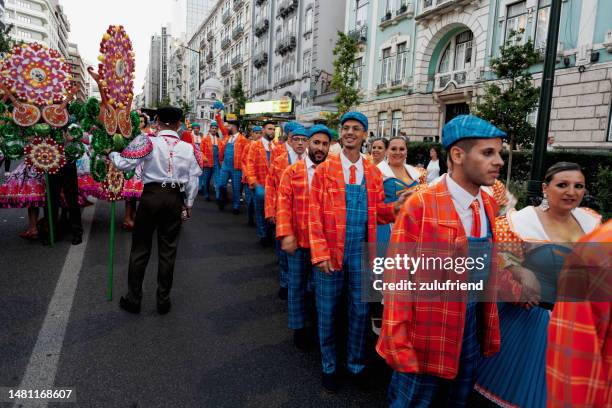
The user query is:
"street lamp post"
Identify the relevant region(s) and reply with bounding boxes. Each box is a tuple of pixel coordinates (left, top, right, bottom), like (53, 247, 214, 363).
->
(527, 0, 563, 204)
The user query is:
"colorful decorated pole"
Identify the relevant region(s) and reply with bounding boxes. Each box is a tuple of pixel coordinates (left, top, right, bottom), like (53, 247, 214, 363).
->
(87, 24, 136, 300)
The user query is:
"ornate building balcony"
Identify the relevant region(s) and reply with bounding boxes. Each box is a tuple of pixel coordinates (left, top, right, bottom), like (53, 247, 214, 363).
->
(231, 55, 243, 68)
(233, 0, 244, 11)
(232, 25, 244, 40)
(275, 34, 296, 55)
(207, 30, 214, 41)
(348, 25, 368, 44)
(277, 0, 298, 18)
(206, 52, 213, 63)
(253, 51, 268, 68)
(380, 3, 415, 29)
(221, 37, 231, 49)
(220, 63, 231, 76)
(254, 18, 269, 37)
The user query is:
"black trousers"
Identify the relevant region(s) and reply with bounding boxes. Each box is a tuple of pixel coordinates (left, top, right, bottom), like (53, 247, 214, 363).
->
(48, 161, 83, 237)
(126, 183, 183, 305)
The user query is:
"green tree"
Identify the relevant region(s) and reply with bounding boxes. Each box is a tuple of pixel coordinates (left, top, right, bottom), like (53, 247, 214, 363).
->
(231, 74, 247, 129)
(326, 31, 361, 129)
(155, 97, 172, 108)
(0, 24, 15, 54)
(472, 30, 540, 185)
(178, 99, 192, 116)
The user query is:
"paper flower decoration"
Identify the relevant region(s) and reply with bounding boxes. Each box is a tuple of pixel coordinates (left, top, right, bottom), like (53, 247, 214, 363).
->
(98, 25, 135, 111)
(0, 43, 72, 107)
(103, 160, 125, 201)
(24, 137, 66, 174)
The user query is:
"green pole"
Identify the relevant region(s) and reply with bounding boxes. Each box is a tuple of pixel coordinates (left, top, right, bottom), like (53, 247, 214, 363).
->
(107, 201, 116, 301)
(44, 173, 55, 246)
(527, 0, 563, 204)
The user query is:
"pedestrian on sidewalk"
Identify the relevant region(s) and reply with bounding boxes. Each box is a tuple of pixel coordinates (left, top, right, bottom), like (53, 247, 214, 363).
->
(109, 107, 203, 315)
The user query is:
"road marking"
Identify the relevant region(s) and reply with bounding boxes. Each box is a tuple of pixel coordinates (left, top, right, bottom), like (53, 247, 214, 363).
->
(14, 204, 96, 408)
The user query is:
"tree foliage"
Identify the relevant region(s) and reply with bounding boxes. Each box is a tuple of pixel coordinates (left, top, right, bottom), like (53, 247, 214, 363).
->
(155, 97, 172, 108)
(326, 31, 361, 129)
(0, 24, 16, 54)
(231, 74, 247, 129)
(472, 30, 540, 150)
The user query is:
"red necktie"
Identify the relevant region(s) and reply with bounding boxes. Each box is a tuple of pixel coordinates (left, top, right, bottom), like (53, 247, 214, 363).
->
(349, 165, 357, 185)
(470, 199, 481, 238)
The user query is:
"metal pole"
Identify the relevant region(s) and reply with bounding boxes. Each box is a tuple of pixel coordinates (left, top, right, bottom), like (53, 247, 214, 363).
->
(107, 201, 116, 301)
(527, 0, 562, 204)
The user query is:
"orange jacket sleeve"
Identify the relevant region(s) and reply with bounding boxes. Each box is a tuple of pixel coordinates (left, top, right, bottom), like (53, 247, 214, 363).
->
(308, 164, 331, 265)
(265, 159, 278, 219)
(246, 142, 258, 188)
(215, 113, 228, 138)
(276, 166, 294, 239)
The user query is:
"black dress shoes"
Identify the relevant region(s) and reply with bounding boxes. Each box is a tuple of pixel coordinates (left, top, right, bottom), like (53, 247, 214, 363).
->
(278, 286, 288, 300)
(71, 234, 83, 245)
(322, 372, 339, 393)
(119, 296, 141, 314)
(157, 300, 172, 315)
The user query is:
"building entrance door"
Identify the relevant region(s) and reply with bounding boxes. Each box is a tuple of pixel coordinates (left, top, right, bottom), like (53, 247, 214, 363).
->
(445, 102, 470, 123)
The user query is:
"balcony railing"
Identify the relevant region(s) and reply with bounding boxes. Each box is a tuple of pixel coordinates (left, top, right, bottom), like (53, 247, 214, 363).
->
(233, 0, 244, 11)
(275, 34, 296, 55)
(254, 18, 269, 37)
(277, 73, 296, 87)
(417, 0, 477, 20)
(206, 52, 213, 63)
(220, 63, 231, 76)
(222, 9, 231, 22)
(232, 25, 244, 40)
(434, 69, 471, 90)
(207, 30, 214, 41)
(255, 0, 265, 5)
(348, 25, 368, 44)
(277, 0, 298, 18)
(199, 39, 206, 50)
(221, 37, 231, 49)
(253, 51, 268, 68)
(380, 3, 415, 28)
(231, 55, 243, 68)
(253, 84, 268, 95)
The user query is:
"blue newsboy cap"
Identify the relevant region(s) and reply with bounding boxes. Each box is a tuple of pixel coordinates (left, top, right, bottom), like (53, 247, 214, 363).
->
(291, 126, 308, 138)
(210, 120, 218, 127)
(308, 124, 332, 139)
(284, 121, 301, 134)
(442, 115, 507, 149)
(252, 125, 263, 132)
(340, 111, 368, 132)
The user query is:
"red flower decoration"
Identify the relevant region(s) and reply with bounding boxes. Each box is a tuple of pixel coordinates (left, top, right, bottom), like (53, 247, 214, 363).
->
(103, 160, 125, 201)
(24, 137, 66, 174)
(98, 25, 135, 110)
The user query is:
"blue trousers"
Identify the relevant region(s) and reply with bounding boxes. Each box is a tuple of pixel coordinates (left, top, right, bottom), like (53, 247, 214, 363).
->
(253, 185, 270, 239)
(314, 257, 369, 375)
(200, 167, 218, 199)
(217, 167, 242, 210)
(275, 238, 289, 290)
(245, 186, 254, 221)
(287, 248, 311, 329)
(386, 303, 480, 408)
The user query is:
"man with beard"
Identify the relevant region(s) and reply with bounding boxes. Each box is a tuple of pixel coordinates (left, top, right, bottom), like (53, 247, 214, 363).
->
(377, 115, 507, 407)
(277, 124, 331, 349)
(246, 120, 280, 246)
(266, 125, 308, 300)
(308, 112, 404, 392)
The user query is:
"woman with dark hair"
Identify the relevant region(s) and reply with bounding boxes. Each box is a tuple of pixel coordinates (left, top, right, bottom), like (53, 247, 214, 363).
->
(369, 138, 388, 165)
(426, 146, 447, 183)
(474, 162, 601, 408)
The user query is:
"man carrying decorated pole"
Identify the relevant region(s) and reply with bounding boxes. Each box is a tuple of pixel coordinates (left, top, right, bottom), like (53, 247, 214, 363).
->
(216, 111, 247, 214)
(308, 111, 404, 392)
(199, 120, 222, 201)
(376, 115, 507, 407)
(246, 120, 280, 246)
(241, 125, 262, 226)
(266, 125, 308, 300)
(109, 107, 203, 315)
(277, 124, 331, 350)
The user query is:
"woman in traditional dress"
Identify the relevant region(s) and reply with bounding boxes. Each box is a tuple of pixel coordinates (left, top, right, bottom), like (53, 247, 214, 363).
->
(426, 145, 446, 183)
(369, 138, 388, 166)
(474, 162, 601, 408)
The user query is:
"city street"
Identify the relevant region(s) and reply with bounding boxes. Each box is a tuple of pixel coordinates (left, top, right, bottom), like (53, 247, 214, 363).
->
(1, 199, 388, 408)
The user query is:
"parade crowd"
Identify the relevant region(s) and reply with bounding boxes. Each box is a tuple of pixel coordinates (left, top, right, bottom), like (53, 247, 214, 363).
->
(1, 104, 610, 407)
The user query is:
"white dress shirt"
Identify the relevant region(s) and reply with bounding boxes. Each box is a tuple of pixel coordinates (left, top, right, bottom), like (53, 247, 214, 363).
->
(109, 130, 203, 207)
(340, 150, 364, 185)
(426, 159, 440, 183)
(329, 143, 342, 155)
(286, 144, 302, 164)
(445, 174, 488, 238)
(305, 155, 317, 188)
(261, 137, 272, 152)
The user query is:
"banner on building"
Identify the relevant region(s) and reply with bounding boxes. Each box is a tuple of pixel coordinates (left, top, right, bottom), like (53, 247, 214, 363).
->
(245, 99, 293, 115)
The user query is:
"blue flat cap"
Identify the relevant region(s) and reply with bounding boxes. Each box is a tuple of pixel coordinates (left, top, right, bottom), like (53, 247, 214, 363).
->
(210, 120, 218, 127)
(291, 126, 308, 138)
(253, 125, 263, 132)
(442, 115, 507, 149)
(212, 101, 225, 111)
(284, 121, 300, 134)
(340, 111, 368, 132)
(308, 124, 332, 139)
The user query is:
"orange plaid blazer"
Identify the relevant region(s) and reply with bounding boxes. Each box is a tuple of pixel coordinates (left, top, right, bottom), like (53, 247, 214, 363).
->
(265, 151, 292, 219)
(271, 142, 287, 163)
(547, 220, 612, 408)
(246, 139, 280, 188)
(308, 153, 395, 271)
(199, 134, 221, 168)
(376, 176, 501, 379)
(276, 160, 311, 248)
(240, 141, 253, 183)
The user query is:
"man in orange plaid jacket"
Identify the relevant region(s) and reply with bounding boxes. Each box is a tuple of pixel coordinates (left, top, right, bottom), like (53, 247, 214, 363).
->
(277, 124, 331, 350)
(246, 120, 281, 246)
(308, 111, 405, 393)
(377, 115, 506, 407)
(547, 219, 612, 408)
(266, 125, 308, 300)
(241, 126, 262, 226)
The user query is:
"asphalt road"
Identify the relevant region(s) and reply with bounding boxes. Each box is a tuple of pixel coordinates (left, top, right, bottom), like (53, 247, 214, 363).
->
(1, 194, 390, 408)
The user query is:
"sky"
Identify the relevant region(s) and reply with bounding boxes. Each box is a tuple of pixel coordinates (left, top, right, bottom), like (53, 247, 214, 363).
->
(60, 0, 174, 95)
